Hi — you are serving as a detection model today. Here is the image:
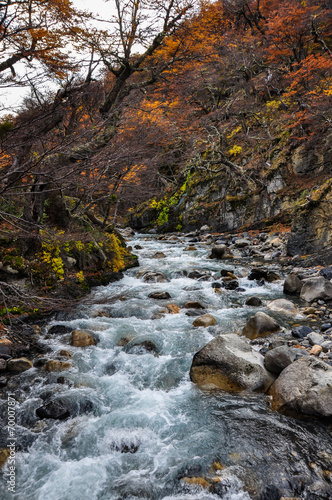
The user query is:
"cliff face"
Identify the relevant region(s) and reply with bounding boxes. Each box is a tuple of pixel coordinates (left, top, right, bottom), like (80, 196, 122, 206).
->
(129, 137, 332, 262)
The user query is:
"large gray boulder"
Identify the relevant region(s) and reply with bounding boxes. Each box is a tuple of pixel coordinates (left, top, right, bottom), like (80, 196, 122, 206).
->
(264, 346, 301, 374)
(269, 357, 332, 418)
(190, 334, 275, 393)
(300, 276, 332, 302)
(242, 312, 280, 340)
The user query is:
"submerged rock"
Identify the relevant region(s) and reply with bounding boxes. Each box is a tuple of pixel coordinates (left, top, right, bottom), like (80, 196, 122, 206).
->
(166, 303, 180, 314)
(36, 400, 70, 420)
(245, 297, 263, 307)
(209, 245, 233, 259)
(190, 334, 275, 392)
(43, 360, 72, 372)
(184, 300, 205, 309)
(148, 291, 171, 300)
(192, 314, 217, 327)
(141, 271, 168, 283)
(269, 357, 332, 417)
(242, 312, 280, 340)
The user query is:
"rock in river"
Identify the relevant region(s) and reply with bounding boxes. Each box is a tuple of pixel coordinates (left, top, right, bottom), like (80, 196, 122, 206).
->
(266, 298, 299, 316)
(71, 330, 96, 347)
(7, 357, 33, 372)
(209, 245, 233, 260)
(300, 276, 332, 302)
(148, 291, 171, 300)
(193, 314, 217, 327)
(190, 334, 275, 392)
(242, 312, 280, 340)
(36, 400, 70, 420)
(269, 357, 332, 418)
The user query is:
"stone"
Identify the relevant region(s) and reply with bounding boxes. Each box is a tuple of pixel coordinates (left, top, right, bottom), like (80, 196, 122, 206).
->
(32, 325, 42, 335)
(303, 307, 316, 315)
(0, 449, 10, 470)
(43, 360, 72, 372)
(48, 325, 73, 335)
(184, 301, 205, 309)
(266, 299, 299, 316)
(141, 271, 168, 283)
(307, 332, 324, 346)
(153, 252, 166, 259)
(321, 340, 332, 352)
(126, 340, 157, 354)
(166, 303, 180, 314)
(36, 400, 70, 420)
(259, 485, 282, 500)
(193, 314, 217, 327)
(319, 266, 332, 280)
(222, 280, 239, 290)
(182, 477, 210, 489)
(71, 330, 96, 347)
(309, 345, 323, 356)
(148, 291, 171, 300)
(283, 274, 303, 295)
(321, 323, 332, 332)
(7, 357, 33, 372)
(291, 325, 313, 338)
(59, 350, 72, 357)
(209, 245, 233, 259)
(190, 334, 275, 392)
(269, 357, 332, 417)
(242, 312, 280, 340)
(0, 358, 6, 371)
(248, 268, 268, 281)
(188, 270, 211, 280)
(184, 246, 196, 251)
(300, 276, 332, 302)
(264, 346, 298, 374)
(245, 297, 263, 307)
(266, 271, 281, 282)
(0, 338, 13, 356)
(200, 225, 210, 232)
(234, 238, 250, 247)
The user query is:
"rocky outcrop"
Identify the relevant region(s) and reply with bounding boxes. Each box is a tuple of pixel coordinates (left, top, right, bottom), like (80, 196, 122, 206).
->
(190, 334, 275, 392)
(242, 312, 281, 340)
(269, 357, 332, 418)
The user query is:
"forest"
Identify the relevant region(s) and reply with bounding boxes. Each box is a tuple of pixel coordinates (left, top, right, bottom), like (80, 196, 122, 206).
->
(0, 0, 331, 317)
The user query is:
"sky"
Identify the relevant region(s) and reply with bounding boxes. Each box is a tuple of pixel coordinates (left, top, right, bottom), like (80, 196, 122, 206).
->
(0, 0, 116, 116)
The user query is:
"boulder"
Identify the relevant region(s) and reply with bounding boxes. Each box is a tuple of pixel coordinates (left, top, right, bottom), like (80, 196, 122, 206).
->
(242, 312, 280, 340)
(234, 238, 250, 248)
(7, 357, 33, 372)
(148, 291, 171, 300)
(36, 399, 70, 420)
(307, 332, 324, 346)
(300, 276, 332, 302)
(43, 360, 72, 372)
(222, 279, 239, 290)
(71, 330, 96, 347)
(190, 334, 275, 392)
(266, 271, 281, 283)
(283, 274, 303, 295)
(266, 299, 299, 316)
(193, 314, 217, 327)
(245, 297, 263, 307)
(153, 252, 166, 259)
(269, 357, 332, 417)
(209, 245, 233, 260)
(248, 268, 268, 281)
(141, 271, 168, 283)
(184, 301, 205, 309)
(264, 346, 298, 374)
(0, 338, 14, 357)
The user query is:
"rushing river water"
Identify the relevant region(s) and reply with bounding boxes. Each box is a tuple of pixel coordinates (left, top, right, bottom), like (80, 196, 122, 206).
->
(1, 235, 332, 500)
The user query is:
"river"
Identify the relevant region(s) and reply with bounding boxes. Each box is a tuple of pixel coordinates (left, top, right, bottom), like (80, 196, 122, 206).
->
(1, 234, 332, 499)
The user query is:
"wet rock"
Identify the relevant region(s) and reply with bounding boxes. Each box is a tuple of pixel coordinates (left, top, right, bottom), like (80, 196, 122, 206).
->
(284, 274, 303, 296)
(242, 312, 281, 340)
(36, 399, 70, 420)
(57, 377, 74, 386)
(222, 279, 239, 290)
(209, 245, 233, 259)
(266, 299, 299, 316)
(264, 346, 298, 374)
(184, 300, 205, 309)
(0, 358, 6, 371)
(185, 310, 203, 317)
(212, 282, 222, 288)
(269, 357, 332, 417)
(117, 336, 132, 346)
(134, 244, 142, 249)
(7, 357, 33, 372)
(0, 376, 7, 387)
(0, 449, 10, 470)
(48, 325, 73, 335)
(182, 477, 210, 489)
(190, 334, 275, 392)
(59, 350, 72, 358)
(184, 246, 196, 251)
(148, 291, 171, 300)
(248, 268, 268, 281)
(153, 252, 166, 259)
(259, 485, 282, 500)
(71, 330, 96, 347)
(193, 314, 217, 327)
(291, 325, 313, 339)
(43, 360, 72, 372)
(245, 297, 263, 307)
(321, 323, 332, 332)
(188, 270, 211, 280)
(307, 332, 324, 346)
(33, 357, 48, 368)
(166, 303, 180, 314)
(266, 271, 281, 282)
(126, 340, 158, 354)
(141, 271, 168, 283)
(300, 276, 332, 302)
(109, 440, 140, 454)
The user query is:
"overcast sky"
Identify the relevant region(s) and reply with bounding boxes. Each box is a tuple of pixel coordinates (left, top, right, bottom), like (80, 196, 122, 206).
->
(1, 0, 116, 116)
